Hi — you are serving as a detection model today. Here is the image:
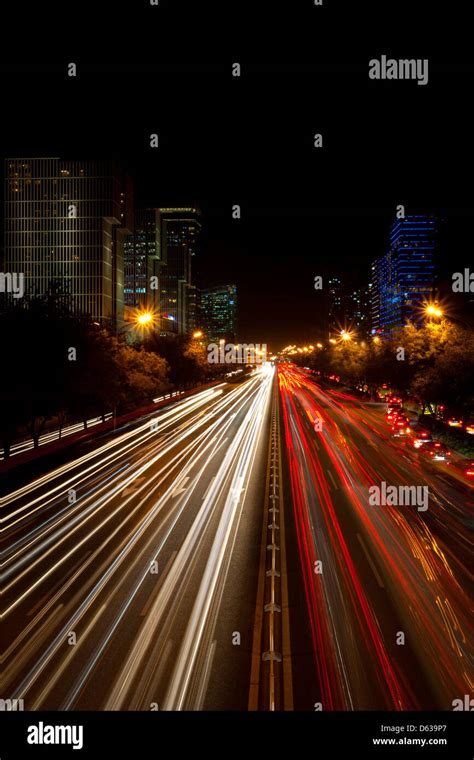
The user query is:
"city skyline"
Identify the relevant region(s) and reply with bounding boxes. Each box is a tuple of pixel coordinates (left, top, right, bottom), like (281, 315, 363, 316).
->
(2, 163, 472, 348)
(1, 21, 473, 737)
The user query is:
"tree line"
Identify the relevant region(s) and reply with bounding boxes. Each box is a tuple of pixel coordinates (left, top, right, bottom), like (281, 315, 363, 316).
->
(0, 297, 222, 459)
(305, 320, 474, 419)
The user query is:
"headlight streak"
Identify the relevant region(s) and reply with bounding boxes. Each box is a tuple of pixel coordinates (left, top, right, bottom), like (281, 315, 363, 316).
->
(105, 369, 274, 710)
(4, 372, 273, 710)
(2, 387, 224, 519)
(3, 381, 260, 613)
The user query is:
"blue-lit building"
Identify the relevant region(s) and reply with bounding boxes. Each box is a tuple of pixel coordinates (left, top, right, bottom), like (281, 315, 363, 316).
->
(201, 284, 237, 342)
(371, 215, 437, 335)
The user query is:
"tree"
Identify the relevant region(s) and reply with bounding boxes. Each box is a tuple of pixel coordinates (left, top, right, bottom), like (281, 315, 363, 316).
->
(116, 345, 170, 408)
(145, 334, 213, 388)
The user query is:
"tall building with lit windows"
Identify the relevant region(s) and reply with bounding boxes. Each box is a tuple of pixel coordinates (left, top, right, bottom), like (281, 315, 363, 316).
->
(327, 275, 344, 336)
(201, 284, 237, 343)
(371, 215, 437, 335)
(327, 275, 371, 338)
(159, 207, 201, 335)
(348, 284, 371, 337)
(124, 208, 162, 316)
(3, 158, 133, 328)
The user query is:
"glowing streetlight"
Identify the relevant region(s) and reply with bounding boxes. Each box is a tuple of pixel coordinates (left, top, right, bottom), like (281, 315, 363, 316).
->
(373, 335, 381, 345)
(135, 310, 154, 327)
(425, 304, 443, 319)
(340, 330, 352, 342)
(316, 342, 323, 349)
(193, 330, 203, 339)
(329, 338, 337, 345)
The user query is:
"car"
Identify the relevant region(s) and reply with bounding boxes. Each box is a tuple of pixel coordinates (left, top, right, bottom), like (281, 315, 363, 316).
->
(447, 417, 463, 428)
(387, 395, 402, 404)
(386, 410, 401, 422)
(387, 405, 403, 418)
(464, 461, 474, 477)
(387, 401, 403, 413)
(464, 421, 474, 435)
(410, 430, 434, 448)
(390, 417, 411, 437)
(424, 441, 452, 462)
(393, 414, 410, 426)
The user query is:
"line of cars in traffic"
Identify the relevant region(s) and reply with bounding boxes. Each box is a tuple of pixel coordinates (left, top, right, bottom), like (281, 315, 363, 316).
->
(384, 396, 474, 479)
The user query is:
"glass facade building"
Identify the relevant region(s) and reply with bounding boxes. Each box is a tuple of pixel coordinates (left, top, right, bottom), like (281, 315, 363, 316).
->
(4, 158, 133, 328)
(201, 284, 238, 343)
(124, 208, 162, 315)
(371, 215, 436, 335)
(327, 275, 371, 338)
(159, 207, 201, 335)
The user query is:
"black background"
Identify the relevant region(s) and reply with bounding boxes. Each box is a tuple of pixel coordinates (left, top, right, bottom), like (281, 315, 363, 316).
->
(2, 1, 473, 345)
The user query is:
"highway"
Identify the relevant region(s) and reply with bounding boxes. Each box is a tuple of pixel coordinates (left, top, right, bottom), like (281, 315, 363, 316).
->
(2, 363, 472, 711)
(278, 364, 473, 710)
(2, 368, 274, 710)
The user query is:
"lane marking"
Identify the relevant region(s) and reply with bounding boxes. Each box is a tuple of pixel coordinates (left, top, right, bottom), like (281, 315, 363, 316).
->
(140, 550, 178, 617)
(121, 476, 146, 497)
(171, 476, 190, 498)
(326, 468, 339, 490)
(356, 533, 385, 589)
(194, 639, 217, 711)
(27, 552, 92, 617)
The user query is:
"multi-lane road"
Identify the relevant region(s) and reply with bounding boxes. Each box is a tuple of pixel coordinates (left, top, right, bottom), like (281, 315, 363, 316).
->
(279, 364, 473, 710)
(2, 364, 472, 711)
(2, 369, 274, 710)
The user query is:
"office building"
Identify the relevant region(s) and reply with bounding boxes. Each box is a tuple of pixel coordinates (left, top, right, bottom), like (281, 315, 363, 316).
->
(3, 158, 133, 328)
(327, 275, 371, 338)
(371, 215, 436, 335)
(159, 207, 201, 335)
(124, 208, 162, 317)
(201, 284, 237, 342)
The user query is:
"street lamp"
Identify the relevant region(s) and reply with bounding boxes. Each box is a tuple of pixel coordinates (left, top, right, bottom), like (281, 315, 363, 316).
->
(373, 335, 381, 345)
(136, 312, 153, 326)
(340, 330, 352, 342)
(134, 309, 157, 329)
(193, 330, 203, 339)
(132, 308, 177, 333)
(425, 304, 443, 319)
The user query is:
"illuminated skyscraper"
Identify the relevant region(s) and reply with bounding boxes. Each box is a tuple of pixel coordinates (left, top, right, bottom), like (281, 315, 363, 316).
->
(124, 208, 162, 316)
(371, 215, 437, 335)
(4, 158, 133, 328)
(349, 284, 372, 337)
(159, 207, 201, 335)
(327, 275, 371, 338)
(201, 284, 237, 342)
(327, 275, 343, 336)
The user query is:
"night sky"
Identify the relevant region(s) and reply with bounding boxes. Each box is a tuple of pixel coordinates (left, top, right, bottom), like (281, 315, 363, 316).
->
(1, 1, 473, 347)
